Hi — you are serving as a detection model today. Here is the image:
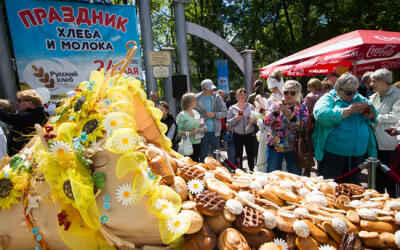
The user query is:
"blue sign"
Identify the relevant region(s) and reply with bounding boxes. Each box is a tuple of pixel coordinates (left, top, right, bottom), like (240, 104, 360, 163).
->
(216, 60, 229, 93)
(5, 0, 143, 98)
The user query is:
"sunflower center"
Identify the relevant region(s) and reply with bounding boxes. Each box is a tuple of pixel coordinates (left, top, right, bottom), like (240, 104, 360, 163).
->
(0, 178, 13, 198)
(57, 148, 65, 154)
(83, 119, 99, 134)
(63, 180, 75, 200)
(110, 120, 117, 127)
(174, 220, 181, 227)
(122, 138, 129, 144)
(123, 191, 130, 198)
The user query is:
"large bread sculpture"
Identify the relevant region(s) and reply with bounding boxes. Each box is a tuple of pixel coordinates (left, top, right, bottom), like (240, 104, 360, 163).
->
(2, 43, 400, 250)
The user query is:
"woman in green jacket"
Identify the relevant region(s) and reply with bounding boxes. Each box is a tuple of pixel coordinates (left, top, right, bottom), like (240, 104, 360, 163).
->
(312, 73, 377, 184)
(176, 93, 207, 162)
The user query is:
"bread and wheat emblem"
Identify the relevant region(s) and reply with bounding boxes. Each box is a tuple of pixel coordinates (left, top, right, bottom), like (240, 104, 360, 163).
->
(32, 65, 55, 88)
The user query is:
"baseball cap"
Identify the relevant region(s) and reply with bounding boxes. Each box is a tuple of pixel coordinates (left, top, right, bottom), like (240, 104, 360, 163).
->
(201, 79, 216, 91)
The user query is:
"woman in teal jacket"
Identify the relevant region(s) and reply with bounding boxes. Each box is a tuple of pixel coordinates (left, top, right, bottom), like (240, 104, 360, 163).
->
(312, 73, 377, 184)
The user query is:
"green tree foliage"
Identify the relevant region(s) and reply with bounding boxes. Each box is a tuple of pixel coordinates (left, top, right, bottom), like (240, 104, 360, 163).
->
(150, 0, 400, 90)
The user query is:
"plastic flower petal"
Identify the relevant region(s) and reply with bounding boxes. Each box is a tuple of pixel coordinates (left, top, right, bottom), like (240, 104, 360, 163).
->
(50, 141, 72, 155)
(103, 112, 126, 134)
(166, 213, 190, 235)
(100, 214, 109, 224)
(154, 198, 175, 216)
(115, 183, 134, 206)
(187, 179, 205, 195)
(319, 245, 335, 250)
(274, 238, 289, 250)
(105, 128, 142, 154)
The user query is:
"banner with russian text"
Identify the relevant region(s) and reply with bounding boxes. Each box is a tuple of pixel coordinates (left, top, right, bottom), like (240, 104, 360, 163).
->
(5, 0, 142, 98)
(216, 60, 229, 93)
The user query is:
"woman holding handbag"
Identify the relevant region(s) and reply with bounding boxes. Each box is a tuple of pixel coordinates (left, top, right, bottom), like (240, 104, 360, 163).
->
(264, 80, 309, 175)
(176, 93, 207, 162)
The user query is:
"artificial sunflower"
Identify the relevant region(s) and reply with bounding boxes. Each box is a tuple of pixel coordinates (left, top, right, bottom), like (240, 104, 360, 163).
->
(77, 113, 105, 145)
(0, 169, 29, 210)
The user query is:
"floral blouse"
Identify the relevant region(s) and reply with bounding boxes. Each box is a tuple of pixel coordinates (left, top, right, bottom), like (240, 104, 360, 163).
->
(264, 102, 309, 152)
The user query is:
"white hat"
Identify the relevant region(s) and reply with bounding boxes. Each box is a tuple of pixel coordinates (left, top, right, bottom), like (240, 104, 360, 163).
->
(201, 79, 216, 91)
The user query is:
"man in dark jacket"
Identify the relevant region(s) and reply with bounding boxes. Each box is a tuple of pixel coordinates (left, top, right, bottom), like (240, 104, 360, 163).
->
(0, 89, 47, 156)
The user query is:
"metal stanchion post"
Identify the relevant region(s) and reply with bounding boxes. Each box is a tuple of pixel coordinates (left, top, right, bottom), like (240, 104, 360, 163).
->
(367, 157, 378, 189)
(214, 150, 221, 162)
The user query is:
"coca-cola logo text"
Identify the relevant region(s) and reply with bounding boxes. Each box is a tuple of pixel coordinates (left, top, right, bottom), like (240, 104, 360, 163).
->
(374, 35, 400, 42)
(366, 45, 397, 58)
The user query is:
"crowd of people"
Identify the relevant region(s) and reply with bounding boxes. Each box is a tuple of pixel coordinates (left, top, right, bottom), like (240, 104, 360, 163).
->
(159, 68, 400, 198)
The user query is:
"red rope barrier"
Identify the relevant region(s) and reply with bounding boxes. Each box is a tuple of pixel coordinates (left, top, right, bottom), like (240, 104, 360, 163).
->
(334, 166, 362, 182)
(385, 170, 400, 185)
(224, 158, 238, 169)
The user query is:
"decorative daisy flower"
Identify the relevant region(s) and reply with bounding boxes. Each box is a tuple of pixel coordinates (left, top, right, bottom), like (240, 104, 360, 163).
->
(100, 214, 109, 224)
(107, 128, 141, 153)
(306, 181, 318, 190)
(103, 112, 126, 134)
(154, 198, 175, 216)
(187, 179, 205, 195)
(167, 213, 189, 235)
(273, 238, 288, 250)
(115, 183, 134, 206)
(50, 141, 72, 155)
(319, 244, 335, 250)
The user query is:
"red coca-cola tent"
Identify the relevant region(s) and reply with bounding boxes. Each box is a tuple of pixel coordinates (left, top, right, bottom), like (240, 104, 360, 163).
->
(259, 30, 400, 78)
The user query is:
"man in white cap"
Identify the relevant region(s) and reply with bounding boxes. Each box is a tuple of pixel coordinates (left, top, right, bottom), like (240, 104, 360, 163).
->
(195, 79, 227, 161)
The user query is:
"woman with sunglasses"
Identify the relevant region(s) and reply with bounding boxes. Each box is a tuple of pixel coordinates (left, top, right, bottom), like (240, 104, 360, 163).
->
(369, 68, 400, 196)
(264, 80, 308, 175)
(313, 73, 377, 184)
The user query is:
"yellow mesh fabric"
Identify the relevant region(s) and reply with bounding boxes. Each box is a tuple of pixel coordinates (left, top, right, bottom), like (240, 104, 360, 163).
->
(109, 102, 136, 118)
(115, 151, 147, 179)
(131, 171, 160, 205)
(56, 122, 77, 144)
(147, 185, 181, 220)
(57, 205, 114, 250)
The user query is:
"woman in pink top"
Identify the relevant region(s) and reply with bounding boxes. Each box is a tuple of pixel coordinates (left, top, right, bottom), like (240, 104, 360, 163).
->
(303, 78, 325, 115)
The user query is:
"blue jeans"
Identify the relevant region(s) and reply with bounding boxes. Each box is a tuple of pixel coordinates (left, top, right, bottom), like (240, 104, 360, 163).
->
(200, 132, 220, 162)
(224, 131, 236, 165)
(266, 146, 301, 175)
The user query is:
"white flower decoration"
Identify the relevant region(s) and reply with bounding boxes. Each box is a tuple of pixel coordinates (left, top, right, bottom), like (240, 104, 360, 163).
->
(319, 244, 335, 250)
(50, 141, 72, 155)
(115, 183, 134, 206)
(306, 181, 318, 190)
(293, 220, 310, 238)
(103, 112, 126, 134)
(167, 213, 189, 235)
(263, 211, 277, 229)
(154, 198, 175, 216)
(298, 187, 310, 196)
(187, 179, 205, 195)
(112, 133, 140, 152)
(273, 238, 288, 250)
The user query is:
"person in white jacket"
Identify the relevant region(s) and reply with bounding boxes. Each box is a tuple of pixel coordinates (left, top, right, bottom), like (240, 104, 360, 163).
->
(370, 68, 400, 197)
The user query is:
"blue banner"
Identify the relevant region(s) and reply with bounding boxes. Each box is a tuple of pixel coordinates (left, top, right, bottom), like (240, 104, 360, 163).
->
(5, 0, 142, 98)
(216, 60, 229, 93)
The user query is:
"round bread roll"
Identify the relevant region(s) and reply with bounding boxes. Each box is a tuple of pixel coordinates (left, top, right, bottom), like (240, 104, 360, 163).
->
(183, 224, 217, 250)
(181, 201, 197, 210)
(218, 228, 250, 250)
(242, 229, 275, 249)
(295, 236, 319, 250)
(204, 157, 221, 170)
(172, 176, 188, 201)
(223, 208, 236, 222)
(180, 210, 203, 234)
(258, 242, 280, 250)
(319, 183, 335, 196)
(206, 214, 232, 234)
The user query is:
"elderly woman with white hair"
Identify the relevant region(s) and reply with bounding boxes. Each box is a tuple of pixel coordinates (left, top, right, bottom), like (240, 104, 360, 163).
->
(264, 80, 309, 175)
(370, 68, 400, 196)
(313, 73, 377, 184)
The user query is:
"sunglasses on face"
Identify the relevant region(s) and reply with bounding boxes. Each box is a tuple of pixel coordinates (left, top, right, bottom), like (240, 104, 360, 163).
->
(340, 89, 357, 96)
(283, 91, 297, 96)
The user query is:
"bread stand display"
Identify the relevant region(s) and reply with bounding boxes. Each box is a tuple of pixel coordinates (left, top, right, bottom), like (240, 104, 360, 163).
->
(2, 45, 400, 250)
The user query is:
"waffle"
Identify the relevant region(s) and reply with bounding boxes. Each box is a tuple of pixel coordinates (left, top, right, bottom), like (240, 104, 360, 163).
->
(178, 165, 205, 182)
(195, 190, 225, 216)
(234, 206, 265, 234)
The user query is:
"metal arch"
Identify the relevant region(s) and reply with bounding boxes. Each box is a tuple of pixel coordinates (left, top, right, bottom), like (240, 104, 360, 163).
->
(186, 21, 245, 73)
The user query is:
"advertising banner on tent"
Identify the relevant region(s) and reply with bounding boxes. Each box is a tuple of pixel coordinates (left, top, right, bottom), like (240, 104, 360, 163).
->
(216, 60, 229, 93)
(5, 0, 143, 99)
